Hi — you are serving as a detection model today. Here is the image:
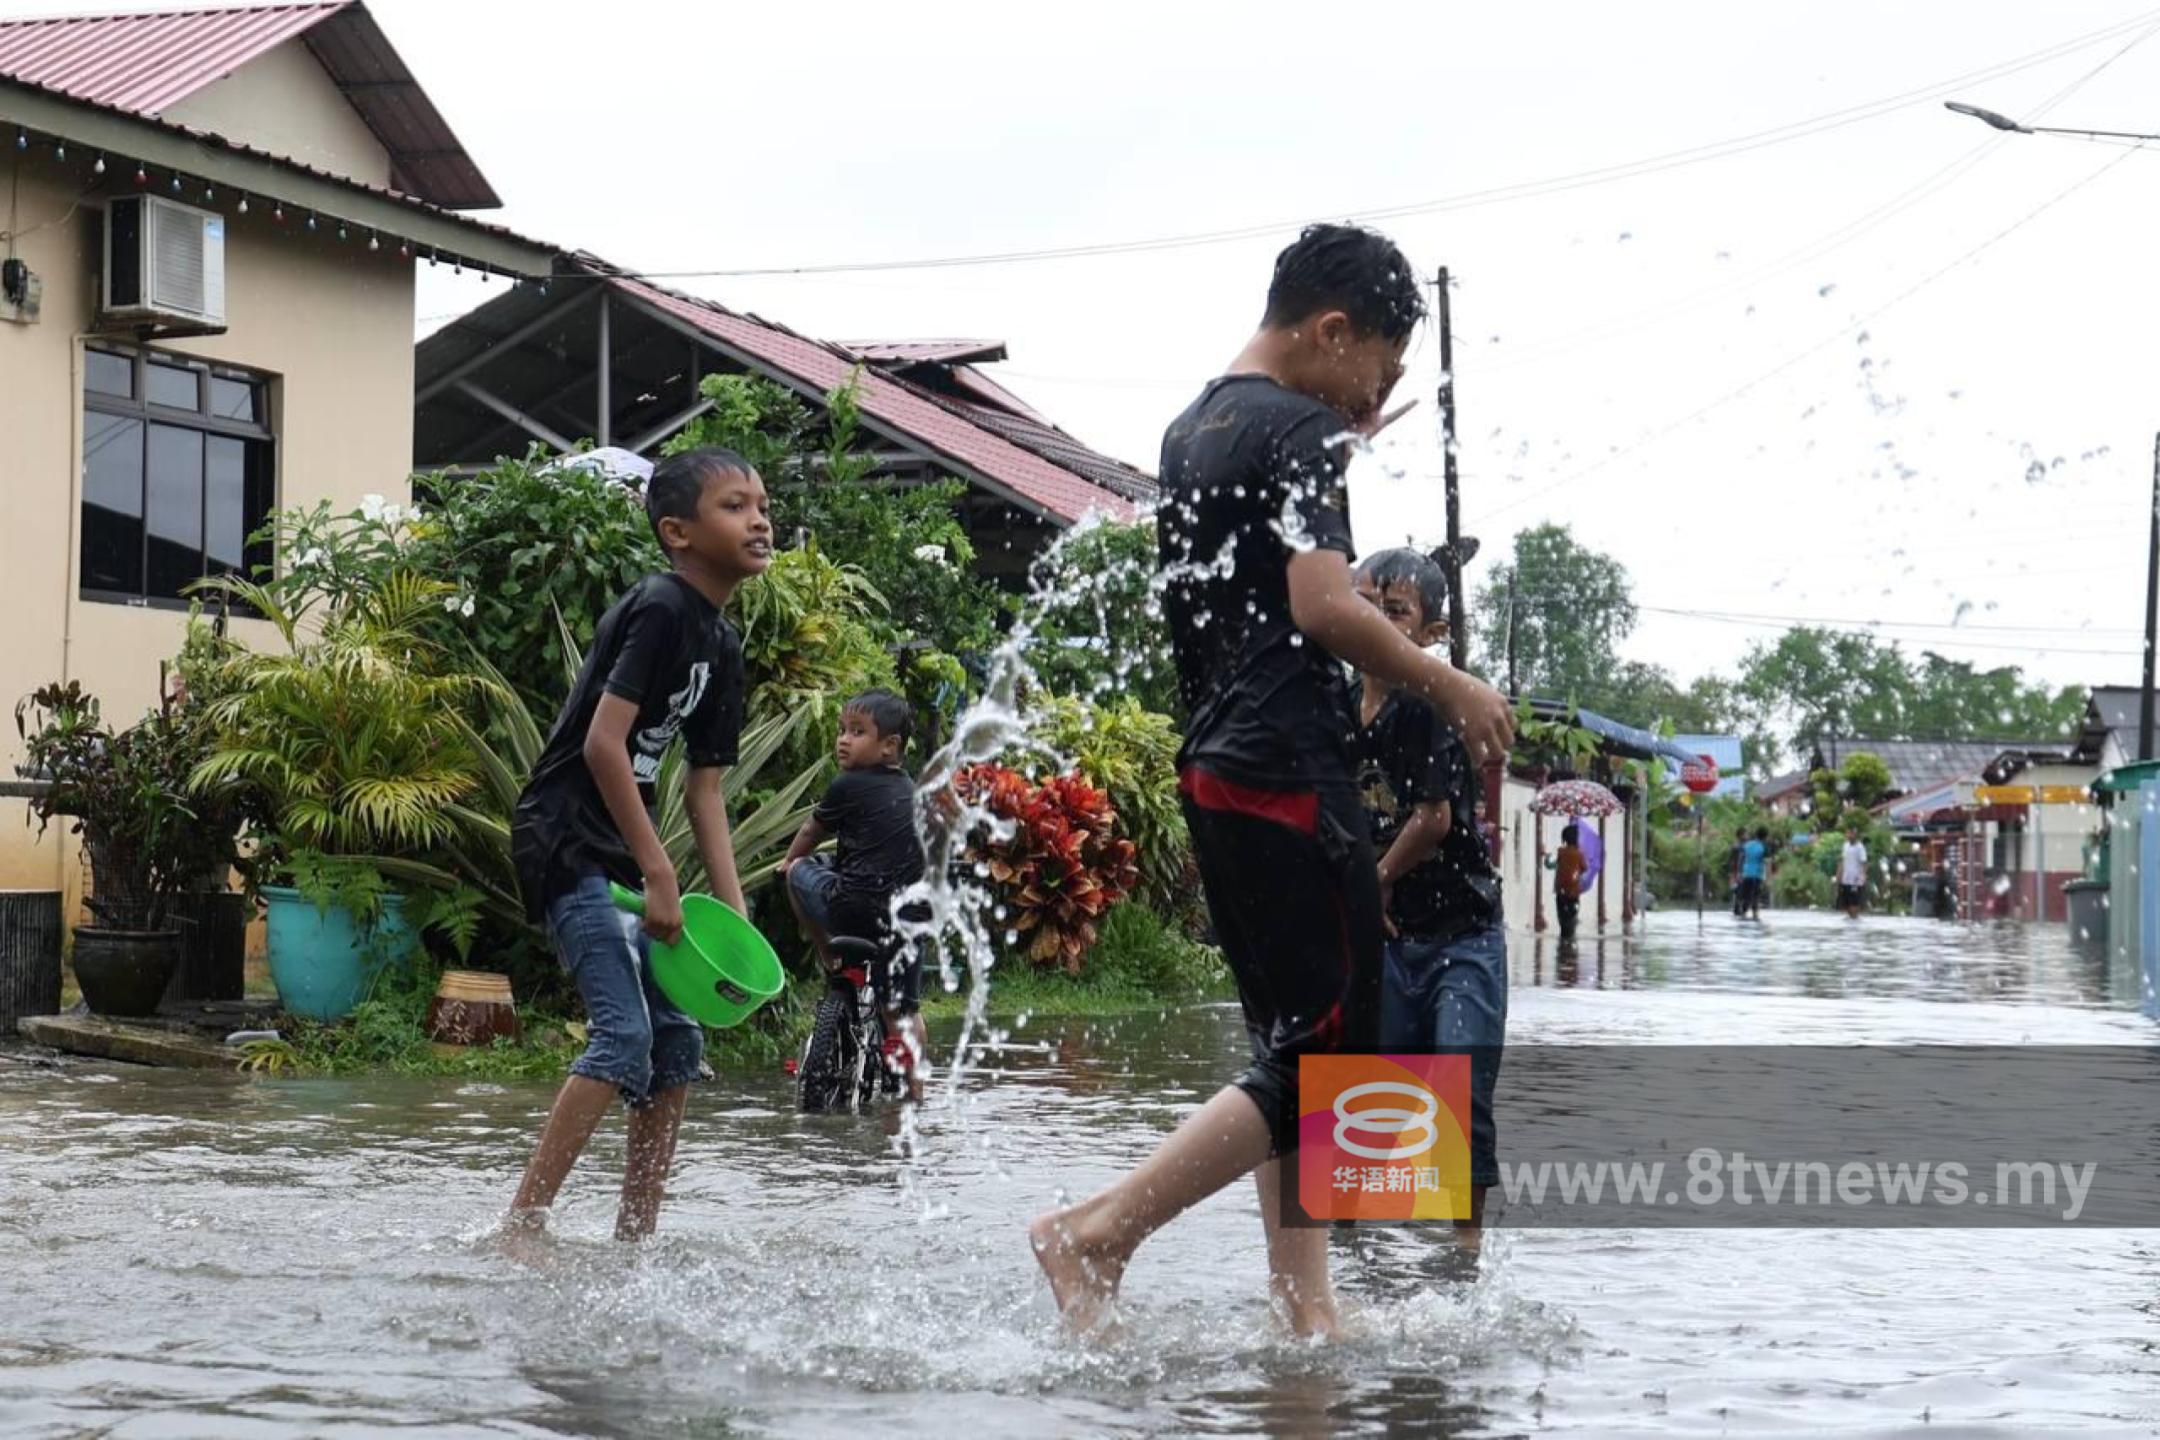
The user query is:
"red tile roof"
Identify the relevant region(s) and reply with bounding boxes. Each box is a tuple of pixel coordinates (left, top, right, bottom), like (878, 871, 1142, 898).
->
(609, 273, 1137, 525)
(0, 1, 498, 207)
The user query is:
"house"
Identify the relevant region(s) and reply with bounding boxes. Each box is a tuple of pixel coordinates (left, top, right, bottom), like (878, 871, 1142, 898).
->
(1885, 746, 2100, 922)
(1756, 769, 1812, 817)
(2071, 685, 2148, 772)
(413, 255, 1155, 581)
(1813, 736, 2059, 803)
(0, 2, 555, 889)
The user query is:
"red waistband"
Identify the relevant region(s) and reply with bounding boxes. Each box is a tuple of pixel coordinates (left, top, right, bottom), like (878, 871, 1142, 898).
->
(1177, 767, 1319, 835)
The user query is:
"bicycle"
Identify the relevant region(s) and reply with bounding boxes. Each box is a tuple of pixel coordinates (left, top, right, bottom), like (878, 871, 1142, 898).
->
(795, 933, 909, 1114)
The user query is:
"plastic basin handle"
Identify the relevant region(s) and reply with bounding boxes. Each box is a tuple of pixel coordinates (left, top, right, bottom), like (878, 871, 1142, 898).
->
(607, 882, 646, 917)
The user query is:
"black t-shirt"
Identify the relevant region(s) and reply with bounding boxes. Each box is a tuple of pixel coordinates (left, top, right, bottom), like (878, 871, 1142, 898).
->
(812, 765, 924, 900)
(1158, 374, 1359, 790)
(1353, 683, 1501, 939)
(512, 573, 745, 918)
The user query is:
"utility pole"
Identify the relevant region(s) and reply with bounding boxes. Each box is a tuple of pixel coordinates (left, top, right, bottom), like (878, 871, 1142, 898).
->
(1436, 268, 1469, 669)
(1505, 572, 1519, 698)
(2143, 432, 2158, 760)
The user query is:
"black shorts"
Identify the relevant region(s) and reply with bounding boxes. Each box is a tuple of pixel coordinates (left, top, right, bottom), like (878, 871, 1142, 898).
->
(1837, 884, 1865, 910)
(1179, 767, 1383, 1157)
(827, 888, 925, 1016)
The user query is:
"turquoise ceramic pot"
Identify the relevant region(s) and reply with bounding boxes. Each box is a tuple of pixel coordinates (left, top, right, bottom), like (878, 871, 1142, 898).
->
(262, 886, 416, 1022)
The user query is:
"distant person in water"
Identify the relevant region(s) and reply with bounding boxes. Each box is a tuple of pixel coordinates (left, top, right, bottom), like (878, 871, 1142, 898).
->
(1552, 824, 1586, 942)
(1738, 827, 1768, 920)
(1027, 223, 1517, 1339)
(1838, 828, 1868, 919)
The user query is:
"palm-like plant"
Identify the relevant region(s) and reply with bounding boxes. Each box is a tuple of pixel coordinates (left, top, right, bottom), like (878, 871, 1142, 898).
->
(189, 568, 495, 861)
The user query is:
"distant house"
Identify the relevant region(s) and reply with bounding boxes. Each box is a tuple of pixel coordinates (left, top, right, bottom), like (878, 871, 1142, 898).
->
(0, 1, 554, 890)
(1886, 744, 2097, 922)
(413, 255, 1155, 581)
(2071, 686, 2148, 772)
(1812, 737, 2062, 803)
(1756, 769, 1813, 817)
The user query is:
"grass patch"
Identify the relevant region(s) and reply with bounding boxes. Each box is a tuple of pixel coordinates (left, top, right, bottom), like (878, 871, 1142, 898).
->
(240, 903, 1225, 1078)
(923, 903, 1227, 1019)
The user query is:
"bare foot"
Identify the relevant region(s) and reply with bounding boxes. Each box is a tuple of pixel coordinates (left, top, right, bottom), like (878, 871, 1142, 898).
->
(491, 1209, 559, 1268)
(1029, 1208, 1125, 1334)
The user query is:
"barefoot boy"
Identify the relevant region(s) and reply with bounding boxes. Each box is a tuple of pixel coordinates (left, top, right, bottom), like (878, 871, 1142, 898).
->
(1030, 224, 1516, 1336)
(780, 688, 931, 1100)
(505, 447, 771, 1241)
(1350, 547, 1507, 1247)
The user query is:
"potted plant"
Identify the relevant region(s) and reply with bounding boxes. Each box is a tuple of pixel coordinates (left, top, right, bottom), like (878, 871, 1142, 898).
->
(189, 564, 490, 1022)
(14, 679, 233, 1018)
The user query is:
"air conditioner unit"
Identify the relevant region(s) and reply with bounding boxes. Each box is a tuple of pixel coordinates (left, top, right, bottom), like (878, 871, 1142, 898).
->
(100, 195, 227, 332)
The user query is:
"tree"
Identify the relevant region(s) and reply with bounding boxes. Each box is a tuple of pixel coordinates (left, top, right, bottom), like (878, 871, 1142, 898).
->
(1025, 519, 1178, 718)
(1735, 627, 2087, 770)
(1473, 524, 1637, 704)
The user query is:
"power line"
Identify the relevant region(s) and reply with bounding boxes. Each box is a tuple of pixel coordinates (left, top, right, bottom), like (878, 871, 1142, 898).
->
(1468, 139, 2150, 527)
(528, 8, 2160, 284)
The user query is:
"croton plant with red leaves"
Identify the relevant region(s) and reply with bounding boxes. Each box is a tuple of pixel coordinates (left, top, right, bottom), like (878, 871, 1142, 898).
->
(953, 762, 1141, 971)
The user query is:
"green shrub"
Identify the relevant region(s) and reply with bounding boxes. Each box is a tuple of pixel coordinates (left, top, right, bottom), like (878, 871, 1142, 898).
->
(1086, 902, 1222, 1001)
(409, 447, 661, 716)
(1025, 519, 1177, 717)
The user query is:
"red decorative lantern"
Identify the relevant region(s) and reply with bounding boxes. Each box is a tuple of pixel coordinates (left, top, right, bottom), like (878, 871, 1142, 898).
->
(1681, 755, 1720, 795)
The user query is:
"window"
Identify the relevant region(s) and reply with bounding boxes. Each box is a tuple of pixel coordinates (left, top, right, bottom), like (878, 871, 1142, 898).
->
(81, 345, 274, 606)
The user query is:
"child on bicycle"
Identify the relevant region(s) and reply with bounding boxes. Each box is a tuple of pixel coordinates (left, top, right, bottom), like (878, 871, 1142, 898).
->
(781, 689, 929, 1099)
(504, 446, 768, 1242)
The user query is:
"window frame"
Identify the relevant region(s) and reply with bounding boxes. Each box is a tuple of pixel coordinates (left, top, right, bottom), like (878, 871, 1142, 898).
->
(79, 343, 277, 611)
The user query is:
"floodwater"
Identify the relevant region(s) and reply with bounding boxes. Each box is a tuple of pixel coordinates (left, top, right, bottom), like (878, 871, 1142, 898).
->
(2, 910, 2155, 1437)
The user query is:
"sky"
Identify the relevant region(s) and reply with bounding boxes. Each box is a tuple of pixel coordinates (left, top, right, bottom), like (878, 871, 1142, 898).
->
(19, 0, 2160, 700)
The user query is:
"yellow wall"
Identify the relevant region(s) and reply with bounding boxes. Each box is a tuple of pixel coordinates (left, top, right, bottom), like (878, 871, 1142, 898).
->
(162, 38, 394, 190)
(0, 143, 416, 902)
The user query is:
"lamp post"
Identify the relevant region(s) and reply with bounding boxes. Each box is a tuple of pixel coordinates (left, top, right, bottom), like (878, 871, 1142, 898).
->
(1945, 100, 2160, 760)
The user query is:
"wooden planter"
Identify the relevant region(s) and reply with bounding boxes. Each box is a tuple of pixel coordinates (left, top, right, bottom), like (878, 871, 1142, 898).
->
(426, 970, 520, 1049)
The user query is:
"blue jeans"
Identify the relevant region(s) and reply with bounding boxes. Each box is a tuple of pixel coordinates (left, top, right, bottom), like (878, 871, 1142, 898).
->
(545, 873, 703, 1108)
(1380, 921, 1507, 1187)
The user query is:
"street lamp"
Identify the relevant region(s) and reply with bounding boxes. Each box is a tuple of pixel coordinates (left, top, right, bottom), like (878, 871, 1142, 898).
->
(1945, 100, 2160, 762)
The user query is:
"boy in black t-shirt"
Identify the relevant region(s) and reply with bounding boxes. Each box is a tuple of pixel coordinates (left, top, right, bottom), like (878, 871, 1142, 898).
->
(1029, 225, 1516, 1337)
(504, 447, 770, 1243)
(781, 689, 930, 1099)
(1350, 547, 1507, 1246)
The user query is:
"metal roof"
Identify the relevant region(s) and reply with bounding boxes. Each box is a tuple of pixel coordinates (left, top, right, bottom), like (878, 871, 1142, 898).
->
(838, 339, 1008, 366)
(0, 1, 498, 208)
(602, 274, 1139, 525)
(1816, 736, 2064, 797)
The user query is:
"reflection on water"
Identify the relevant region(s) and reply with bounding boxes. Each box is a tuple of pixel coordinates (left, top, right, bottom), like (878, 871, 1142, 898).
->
(0, 910, 2154, 1436)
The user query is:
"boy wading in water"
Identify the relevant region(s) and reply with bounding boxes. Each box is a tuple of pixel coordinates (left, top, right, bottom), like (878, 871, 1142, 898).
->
(505, 447, 770, 1241)
(1351, 548, 1508, 1248)
(1029, 224, 1516, 1336)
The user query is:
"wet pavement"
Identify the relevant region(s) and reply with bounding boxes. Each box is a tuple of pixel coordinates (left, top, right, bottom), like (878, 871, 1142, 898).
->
(0, 908, 2154, 1437)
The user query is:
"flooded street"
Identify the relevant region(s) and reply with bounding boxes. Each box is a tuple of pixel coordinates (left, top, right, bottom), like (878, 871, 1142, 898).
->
(2, 909, 2155, 1437)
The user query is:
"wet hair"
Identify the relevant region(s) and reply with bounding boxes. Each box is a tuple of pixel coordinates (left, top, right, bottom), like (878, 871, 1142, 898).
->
(1356, 547, 1450, 627)
(843, 688, 913, 750)
(645, 446, 752, 547)
(1262, 223, 1426, 341)
(1561, 824, 1579, 845)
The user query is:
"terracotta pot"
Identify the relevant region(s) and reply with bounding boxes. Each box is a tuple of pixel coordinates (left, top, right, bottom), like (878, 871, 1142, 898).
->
(426, 970, 520, 1048)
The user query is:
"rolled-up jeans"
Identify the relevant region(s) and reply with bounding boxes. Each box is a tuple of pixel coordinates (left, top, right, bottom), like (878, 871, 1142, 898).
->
(545, 873, 704, 1108)
(1379, 919, 1507, 1187)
